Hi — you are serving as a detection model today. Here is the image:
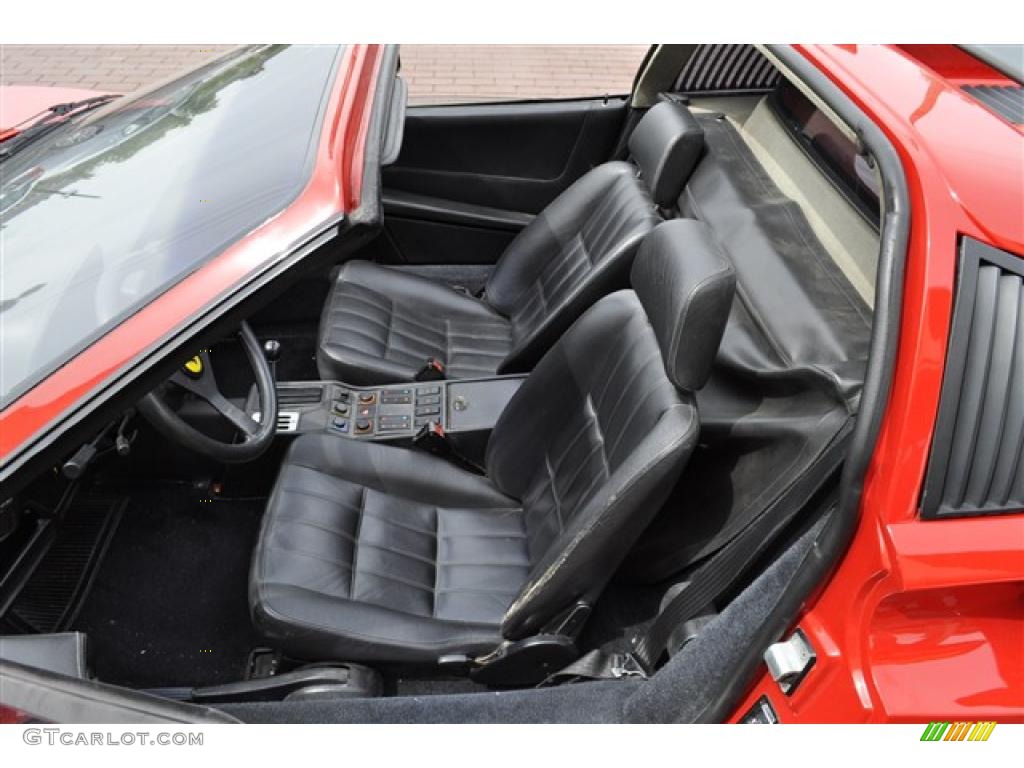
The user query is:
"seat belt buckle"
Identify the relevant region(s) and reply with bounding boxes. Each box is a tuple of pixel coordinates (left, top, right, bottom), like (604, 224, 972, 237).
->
(413, 419, 448, 450)
(415, 357, 446, 381)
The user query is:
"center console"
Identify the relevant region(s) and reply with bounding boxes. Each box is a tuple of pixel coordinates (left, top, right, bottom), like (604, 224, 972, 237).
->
(325, 381, 445, 438)
(247, 375, 525, 444)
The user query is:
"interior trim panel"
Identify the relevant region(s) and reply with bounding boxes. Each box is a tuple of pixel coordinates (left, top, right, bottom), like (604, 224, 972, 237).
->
(383, 97, 630, 215)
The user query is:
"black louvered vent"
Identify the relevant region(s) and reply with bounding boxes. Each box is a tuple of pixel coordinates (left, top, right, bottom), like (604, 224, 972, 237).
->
(921, 238, 1024, 519)
(675, 45, 780, 94)
(963, 85, 1024, 125)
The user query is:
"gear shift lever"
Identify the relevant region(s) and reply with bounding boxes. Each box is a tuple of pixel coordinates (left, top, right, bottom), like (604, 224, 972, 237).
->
(263, 339, 281, 381)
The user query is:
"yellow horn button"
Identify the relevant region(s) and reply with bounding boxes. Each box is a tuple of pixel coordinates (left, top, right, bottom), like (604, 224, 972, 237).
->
(183, 356, 204, 377)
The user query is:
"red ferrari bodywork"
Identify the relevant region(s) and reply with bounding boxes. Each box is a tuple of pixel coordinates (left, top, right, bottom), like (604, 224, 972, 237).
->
(731, 44, 1024, 724)
(0, 44, 1020, 723)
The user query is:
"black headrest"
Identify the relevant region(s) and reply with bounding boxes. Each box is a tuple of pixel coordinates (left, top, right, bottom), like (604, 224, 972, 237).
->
(628, 102, 704, 208)
(631, 219, 736, 391)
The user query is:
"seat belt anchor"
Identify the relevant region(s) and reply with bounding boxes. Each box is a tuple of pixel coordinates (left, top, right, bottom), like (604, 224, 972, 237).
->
(610, 652, 649, 679)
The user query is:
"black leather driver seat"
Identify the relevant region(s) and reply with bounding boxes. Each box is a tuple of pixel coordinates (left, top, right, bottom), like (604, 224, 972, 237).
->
(251, 219, 735, 663)
(316, 102, 705, 385)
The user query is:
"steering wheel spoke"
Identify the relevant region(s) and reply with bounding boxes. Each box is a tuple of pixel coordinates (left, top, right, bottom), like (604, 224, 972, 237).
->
(168, 367, 260, 439)
(210, 395, 261, 438)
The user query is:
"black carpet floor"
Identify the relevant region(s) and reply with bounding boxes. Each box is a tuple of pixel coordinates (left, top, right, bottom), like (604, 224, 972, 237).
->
(72, 489, 265, 688)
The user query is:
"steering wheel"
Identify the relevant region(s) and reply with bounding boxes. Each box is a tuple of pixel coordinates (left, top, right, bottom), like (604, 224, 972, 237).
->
(137, 321, 277, 463)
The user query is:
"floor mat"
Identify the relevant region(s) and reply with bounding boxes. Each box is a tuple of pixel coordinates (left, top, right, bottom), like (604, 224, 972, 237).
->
(7, 494, 127, 633)
(72, 489, 265, 688)
(581, 582, 665, 651)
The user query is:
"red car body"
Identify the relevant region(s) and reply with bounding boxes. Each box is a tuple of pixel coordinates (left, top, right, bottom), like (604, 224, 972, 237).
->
(0, 44, 1021, 724)
(733, 44, 1024, 724)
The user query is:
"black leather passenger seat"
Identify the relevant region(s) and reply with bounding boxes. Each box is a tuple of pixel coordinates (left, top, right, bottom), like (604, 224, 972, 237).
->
(316, 101, 705, 385)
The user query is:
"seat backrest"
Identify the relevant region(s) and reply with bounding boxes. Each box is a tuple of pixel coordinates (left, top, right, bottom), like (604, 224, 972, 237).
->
(485, 102, 706, 375)
(486, 219, 736, 639)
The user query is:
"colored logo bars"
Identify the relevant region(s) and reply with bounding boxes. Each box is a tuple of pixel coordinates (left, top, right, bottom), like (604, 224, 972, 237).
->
(920, 722, 996, 741)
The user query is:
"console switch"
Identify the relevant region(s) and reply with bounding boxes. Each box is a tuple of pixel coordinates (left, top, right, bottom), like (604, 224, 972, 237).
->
(381, 388, 413, 405)
(378, 415, 411, 432)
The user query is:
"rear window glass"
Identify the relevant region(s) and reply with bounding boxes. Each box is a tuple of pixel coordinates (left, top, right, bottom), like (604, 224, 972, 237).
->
(0, 44, 341, 407)
(771, 79, 881, 222)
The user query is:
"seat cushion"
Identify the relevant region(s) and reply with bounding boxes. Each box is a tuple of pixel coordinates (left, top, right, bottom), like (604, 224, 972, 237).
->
(317, 260, 513, 384)
(251, 435, 530, 663)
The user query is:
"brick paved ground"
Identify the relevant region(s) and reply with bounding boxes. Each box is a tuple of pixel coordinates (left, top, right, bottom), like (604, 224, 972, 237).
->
(0, 45, 237, 94)
(0, 44, 649, 104)
(400, 45, 649, 103)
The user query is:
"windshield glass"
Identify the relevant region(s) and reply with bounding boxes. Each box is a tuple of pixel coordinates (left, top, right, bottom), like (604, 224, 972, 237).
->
(0, 44, 341, 407)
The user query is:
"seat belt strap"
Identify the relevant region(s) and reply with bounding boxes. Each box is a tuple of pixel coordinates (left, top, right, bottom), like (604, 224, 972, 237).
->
(548, 649, 649, 682)
(634, 420, 853, 669)
(542, 610, 717, 685)
(543, 420, 854, 684)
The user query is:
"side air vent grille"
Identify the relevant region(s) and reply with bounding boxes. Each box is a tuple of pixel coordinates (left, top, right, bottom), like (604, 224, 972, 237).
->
(921, 238, 1024, 519)
(675, 44, 780, 94)
(962, 84, 1024, 125)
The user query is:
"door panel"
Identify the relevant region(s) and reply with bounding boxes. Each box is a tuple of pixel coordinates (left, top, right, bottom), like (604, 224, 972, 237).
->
(386, 97, 629, 213)
(360, 215, 522, 267)
(372, 96, 630, 265)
